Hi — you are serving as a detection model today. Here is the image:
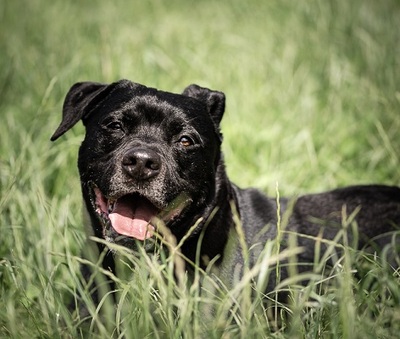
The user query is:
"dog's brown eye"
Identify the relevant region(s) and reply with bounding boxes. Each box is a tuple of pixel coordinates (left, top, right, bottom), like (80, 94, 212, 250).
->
(179, 136, 194, 147)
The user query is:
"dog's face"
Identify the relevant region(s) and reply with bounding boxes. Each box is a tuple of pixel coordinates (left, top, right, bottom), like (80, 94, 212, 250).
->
(51, 80, 226, 249)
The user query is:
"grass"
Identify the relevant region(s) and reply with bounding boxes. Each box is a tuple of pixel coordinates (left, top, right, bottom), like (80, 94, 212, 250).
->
(1, 0, 400, 337)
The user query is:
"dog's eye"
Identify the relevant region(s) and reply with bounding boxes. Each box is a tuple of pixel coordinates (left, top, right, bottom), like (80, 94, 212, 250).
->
(106, 121, 123, 131)
(179, 136, 194, 147)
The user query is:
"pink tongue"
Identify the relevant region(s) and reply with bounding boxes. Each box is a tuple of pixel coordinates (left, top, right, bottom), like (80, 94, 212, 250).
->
(109, 196, 156, 240)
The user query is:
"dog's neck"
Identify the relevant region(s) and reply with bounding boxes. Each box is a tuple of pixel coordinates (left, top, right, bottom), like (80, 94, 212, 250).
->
(180, 159, 238, 269)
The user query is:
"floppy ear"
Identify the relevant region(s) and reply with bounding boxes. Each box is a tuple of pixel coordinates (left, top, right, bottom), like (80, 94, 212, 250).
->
(50, 81, 110, 141)
(182, 84, 226, 127)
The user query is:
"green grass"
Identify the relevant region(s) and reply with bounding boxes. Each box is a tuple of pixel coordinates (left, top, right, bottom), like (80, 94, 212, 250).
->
(1, 0, 400, 337)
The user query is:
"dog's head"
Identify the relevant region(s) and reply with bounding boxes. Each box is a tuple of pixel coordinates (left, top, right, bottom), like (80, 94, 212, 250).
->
(51, 79, 226, 248)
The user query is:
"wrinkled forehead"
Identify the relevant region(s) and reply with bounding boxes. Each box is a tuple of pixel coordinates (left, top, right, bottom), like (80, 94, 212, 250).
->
(91, 87, 213, 129)
(122, 94, 203, 122)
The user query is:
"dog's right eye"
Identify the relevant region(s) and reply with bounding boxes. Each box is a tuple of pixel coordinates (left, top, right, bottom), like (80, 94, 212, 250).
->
(105, 121, 123, 131)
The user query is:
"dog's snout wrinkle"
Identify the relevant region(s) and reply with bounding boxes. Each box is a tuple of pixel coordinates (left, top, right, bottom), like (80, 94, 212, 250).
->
(122, 148, 161, 180)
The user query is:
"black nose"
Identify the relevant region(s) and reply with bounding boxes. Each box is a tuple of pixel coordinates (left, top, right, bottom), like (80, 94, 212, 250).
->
(122, 148, 161, 180)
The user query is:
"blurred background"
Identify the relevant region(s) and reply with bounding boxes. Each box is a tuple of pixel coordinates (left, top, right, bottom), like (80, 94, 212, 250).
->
(2, 1, 399, 192)
(1, 0, 399, 336)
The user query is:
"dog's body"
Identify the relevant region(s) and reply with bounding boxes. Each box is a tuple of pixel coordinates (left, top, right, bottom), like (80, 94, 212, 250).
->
(52, 79, 400, 299)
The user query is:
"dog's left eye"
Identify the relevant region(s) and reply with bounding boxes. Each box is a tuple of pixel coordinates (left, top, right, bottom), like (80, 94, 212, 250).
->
(179, 136, 194, 147)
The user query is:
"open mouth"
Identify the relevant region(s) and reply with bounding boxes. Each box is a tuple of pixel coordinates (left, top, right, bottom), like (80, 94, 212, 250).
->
(93, 187, 160, 241)
(92, 185, 192, 242)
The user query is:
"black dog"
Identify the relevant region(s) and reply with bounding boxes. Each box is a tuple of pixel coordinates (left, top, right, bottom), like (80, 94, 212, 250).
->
(51, 79, 400, 303)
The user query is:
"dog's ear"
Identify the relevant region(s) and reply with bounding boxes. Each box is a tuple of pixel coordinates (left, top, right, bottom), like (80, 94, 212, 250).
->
(182, 84, 225, 127)
(51, 82, 111, 141)
(51, 79, 141, 141)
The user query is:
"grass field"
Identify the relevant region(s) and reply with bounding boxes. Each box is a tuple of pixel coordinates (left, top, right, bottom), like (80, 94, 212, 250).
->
(1, 0, 400, 337)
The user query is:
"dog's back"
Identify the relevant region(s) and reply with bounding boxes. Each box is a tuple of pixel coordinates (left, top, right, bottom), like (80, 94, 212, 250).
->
(216, 184, 400, 290)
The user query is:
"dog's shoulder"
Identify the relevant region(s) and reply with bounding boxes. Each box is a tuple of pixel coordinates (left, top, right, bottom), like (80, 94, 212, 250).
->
(232, 184, 280, 238)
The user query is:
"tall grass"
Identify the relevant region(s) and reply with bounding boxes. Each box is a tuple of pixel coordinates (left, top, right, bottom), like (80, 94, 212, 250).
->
(1, 0, 400, 337)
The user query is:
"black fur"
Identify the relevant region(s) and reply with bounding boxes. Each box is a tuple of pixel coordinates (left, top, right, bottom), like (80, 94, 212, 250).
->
(52, 79, 400, 306)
